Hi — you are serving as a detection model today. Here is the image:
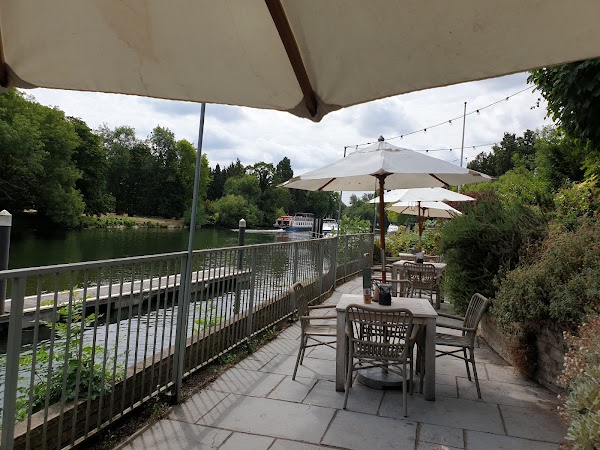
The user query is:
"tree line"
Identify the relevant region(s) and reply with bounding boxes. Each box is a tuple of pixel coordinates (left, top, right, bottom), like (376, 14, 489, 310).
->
(0, 89, 338, 229)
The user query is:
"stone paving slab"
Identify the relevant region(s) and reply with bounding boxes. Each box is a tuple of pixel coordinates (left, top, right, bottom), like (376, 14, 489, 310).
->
(197, 395, 335, 444)
(117, 277, 567, 450)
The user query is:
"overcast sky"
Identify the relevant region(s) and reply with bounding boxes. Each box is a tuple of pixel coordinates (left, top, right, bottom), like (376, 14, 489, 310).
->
(25, 71, 550, 181)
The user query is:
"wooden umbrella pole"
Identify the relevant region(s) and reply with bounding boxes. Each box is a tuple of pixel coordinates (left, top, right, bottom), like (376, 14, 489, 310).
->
(418, 201, 423, 252)
(377, 175, 387, 282)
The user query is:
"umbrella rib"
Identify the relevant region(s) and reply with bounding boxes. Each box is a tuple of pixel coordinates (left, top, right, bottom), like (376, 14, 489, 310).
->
(317, 178, 337, 191)
(265, 0, 318, 118)
(429, 174, 450, 187)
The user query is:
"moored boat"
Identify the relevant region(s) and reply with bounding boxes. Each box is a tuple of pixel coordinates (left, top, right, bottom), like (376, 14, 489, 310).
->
(322, 218, 339, 234)
(273, 213, 314, 231)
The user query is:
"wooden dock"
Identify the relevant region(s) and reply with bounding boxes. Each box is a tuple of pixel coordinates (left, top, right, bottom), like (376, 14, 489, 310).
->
(0, 267, 252, 328)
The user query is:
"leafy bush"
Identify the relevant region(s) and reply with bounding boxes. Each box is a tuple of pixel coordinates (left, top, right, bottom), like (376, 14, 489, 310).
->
(553, 177, 599, 231)
(11, 305, 123, 424)
(339, 214, 371, 234)
(386, 221, 441, 255)
(558, 315, 600, 449)
(494, 217, 600, 332)
(439, 198, 545, 314)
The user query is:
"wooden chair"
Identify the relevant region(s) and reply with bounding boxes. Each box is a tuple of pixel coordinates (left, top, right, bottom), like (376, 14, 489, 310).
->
(403, 262, 442, 309)
(435, 293, 490, 398)
(424, 254, 442, 263)
(291, 282, 337, 380)
(343, 304, 417, 416)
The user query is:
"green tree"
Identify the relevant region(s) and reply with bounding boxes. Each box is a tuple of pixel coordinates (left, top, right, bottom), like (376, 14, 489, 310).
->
(224, 175, 261, 202)
(274, 157, 294, 185)
(0, 90, 84, 226)
(207, 163, 225, 200)
(68, 117, 113, 215)
(212, 194, 262, 227)
(534, 127, 585, 190)
(149, 126, 185, 218)
(467, 130, 536, 177)
(248, 162, 275, 191)
(100, 125, 137, 215)
(529, 58, 600, 152)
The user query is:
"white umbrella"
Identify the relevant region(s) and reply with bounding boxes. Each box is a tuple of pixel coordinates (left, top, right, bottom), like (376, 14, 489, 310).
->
(388, 201, 462, 251)
(370, 187, 475, 204)
(279, 137, 491, 280)
(388, 201, 462, 219)
(369, 187, 474, 250)
(2, 1, 600, 121)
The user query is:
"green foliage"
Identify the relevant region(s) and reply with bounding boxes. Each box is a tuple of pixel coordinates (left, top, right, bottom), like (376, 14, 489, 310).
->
(529, 58, 600, 153)
(558, 316, 600, 449)
(535, 127, 586, 191)
(0, 90, 84, 227)
(467, 130, 536, 177)
(439, 199, 545, 314)
(493, 217, 600, 332)
(212, 194, 263, 228)
(386, 222, 441, 255)
(492, 166, 553, 210)
(339, 214, 371, 234)
(14, 306, 124, 423)
(553, 177, 600, 230)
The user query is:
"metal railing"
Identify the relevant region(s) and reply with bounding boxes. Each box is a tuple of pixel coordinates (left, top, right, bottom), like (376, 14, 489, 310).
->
(0, 233, 373, 449)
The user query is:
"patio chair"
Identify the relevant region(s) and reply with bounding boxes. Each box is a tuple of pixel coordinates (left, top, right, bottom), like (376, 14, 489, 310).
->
(424, 254, 442, 263)
(343, 304, 417, 417)
(291, 282, 337, 380)
(435, 293, 490, 398)
(403, 262, 442, 309)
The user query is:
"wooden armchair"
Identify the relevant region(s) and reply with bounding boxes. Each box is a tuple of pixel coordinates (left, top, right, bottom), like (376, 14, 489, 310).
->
(402, 262, 442, 309)
(291, 282, 336, 380)
(435, 293, 490, 398)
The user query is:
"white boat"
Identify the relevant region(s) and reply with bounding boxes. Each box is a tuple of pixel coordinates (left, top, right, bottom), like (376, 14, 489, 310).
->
(387, 224, 399, 234)
(273, 213, 314, 232)
(322, 218, 339, 234)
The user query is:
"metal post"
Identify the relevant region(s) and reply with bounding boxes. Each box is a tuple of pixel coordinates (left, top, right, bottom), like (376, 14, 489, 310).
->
(246, 251, 257, 339)
(0, 209, 11, 315)
(235, 218, 246, 314)
(336, 146, 348, 233)
(292, 242, 299, 284)
(318, 239, 324, 296)
(1, 277, 25, 450)
(459, 101, 467, 193)
(173, 103, 206, 402)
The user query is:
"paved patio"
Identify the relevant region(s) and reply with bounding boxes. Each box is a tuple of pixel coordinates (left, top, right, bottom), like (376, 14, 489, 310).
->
(117, 278, 566, 450)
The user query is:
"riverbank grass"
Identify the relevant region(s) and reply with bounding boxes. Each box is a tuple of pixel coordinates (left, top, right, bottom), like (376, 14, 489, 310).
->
(80, 214, 184, 229)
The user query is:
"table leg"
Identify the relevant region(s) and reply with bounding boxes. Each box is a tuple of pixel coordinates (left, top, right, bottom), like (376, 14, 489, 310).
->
(424, 317, 436, 401)
(391, 266, 398, 296)
(336, 310, 346, 391)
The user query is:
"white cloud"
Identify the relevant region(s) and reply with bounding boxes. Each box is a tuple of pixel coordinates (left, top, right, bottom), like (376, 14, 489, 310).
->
(25, 72, 550, 178)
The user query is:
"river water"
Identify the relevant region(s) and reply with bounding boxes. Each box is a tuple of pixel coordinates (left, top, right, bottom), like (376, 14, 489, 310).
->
(8, 227, 305, 269)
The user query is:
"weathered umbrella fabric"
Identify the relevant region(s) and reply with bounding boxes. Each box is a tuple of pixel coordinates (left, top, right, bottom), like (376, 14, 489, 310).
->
(370, 187, 475, 204)
(388, 201, 462, 219)
(279, 138, 491, 279)
(2, 1, 600, 121)
(388, 201, 462, 251)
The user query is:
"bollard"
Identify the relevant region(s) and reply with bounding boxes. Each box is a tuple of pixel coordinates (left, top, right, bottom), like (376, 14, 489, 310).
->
(235, 219, 246, 314)
(0, 209, 11, 315)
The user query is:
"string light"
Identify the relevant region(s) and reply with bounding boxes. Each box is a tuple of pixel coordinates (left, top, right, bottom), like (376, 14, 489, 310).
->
(347, 85, 533, 148)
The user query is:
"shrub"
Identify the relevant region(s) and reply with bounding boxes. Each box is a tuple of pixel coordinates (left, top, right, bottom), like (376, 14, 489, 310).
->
(385, 222, 442, 255)
(439, 199, 545, 314)
(558, 315, 600, 449)
(494, 217, 600, 332)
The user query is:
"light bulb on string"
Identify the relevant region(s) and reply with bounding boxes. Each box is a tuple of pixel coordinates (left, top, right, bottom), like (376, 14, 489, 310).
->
(476, 110, 480, 115)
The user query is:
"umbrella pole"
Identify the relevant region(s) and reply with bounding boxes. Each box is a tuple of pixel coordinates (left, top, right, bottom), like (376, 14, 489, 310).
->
(418, 201, 423, 252)
(376, 175, 387, 282)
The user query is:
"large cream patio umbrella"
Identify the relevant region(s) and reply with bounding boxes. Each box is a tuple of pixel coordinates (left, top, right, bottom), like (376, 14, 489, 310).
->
(2, 1, 600, 122)
(387, 201, 462, 251)
(278, 137, 491, 280)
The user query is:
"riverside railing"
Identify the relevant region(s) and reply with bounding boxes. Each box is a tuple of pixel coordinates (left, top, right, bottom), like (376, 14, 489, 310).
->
(0, 233, 373, 450)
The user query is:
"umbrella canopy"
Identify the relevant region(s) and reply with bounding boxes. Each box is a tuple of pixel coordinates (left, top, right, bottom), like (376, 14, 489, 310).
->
(388, 201, 462, 251)
(388, 201, 462, 219)
(370, 187, 475, 204)
(2, 1, 600, 121)
(279, 137, 491, 280)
